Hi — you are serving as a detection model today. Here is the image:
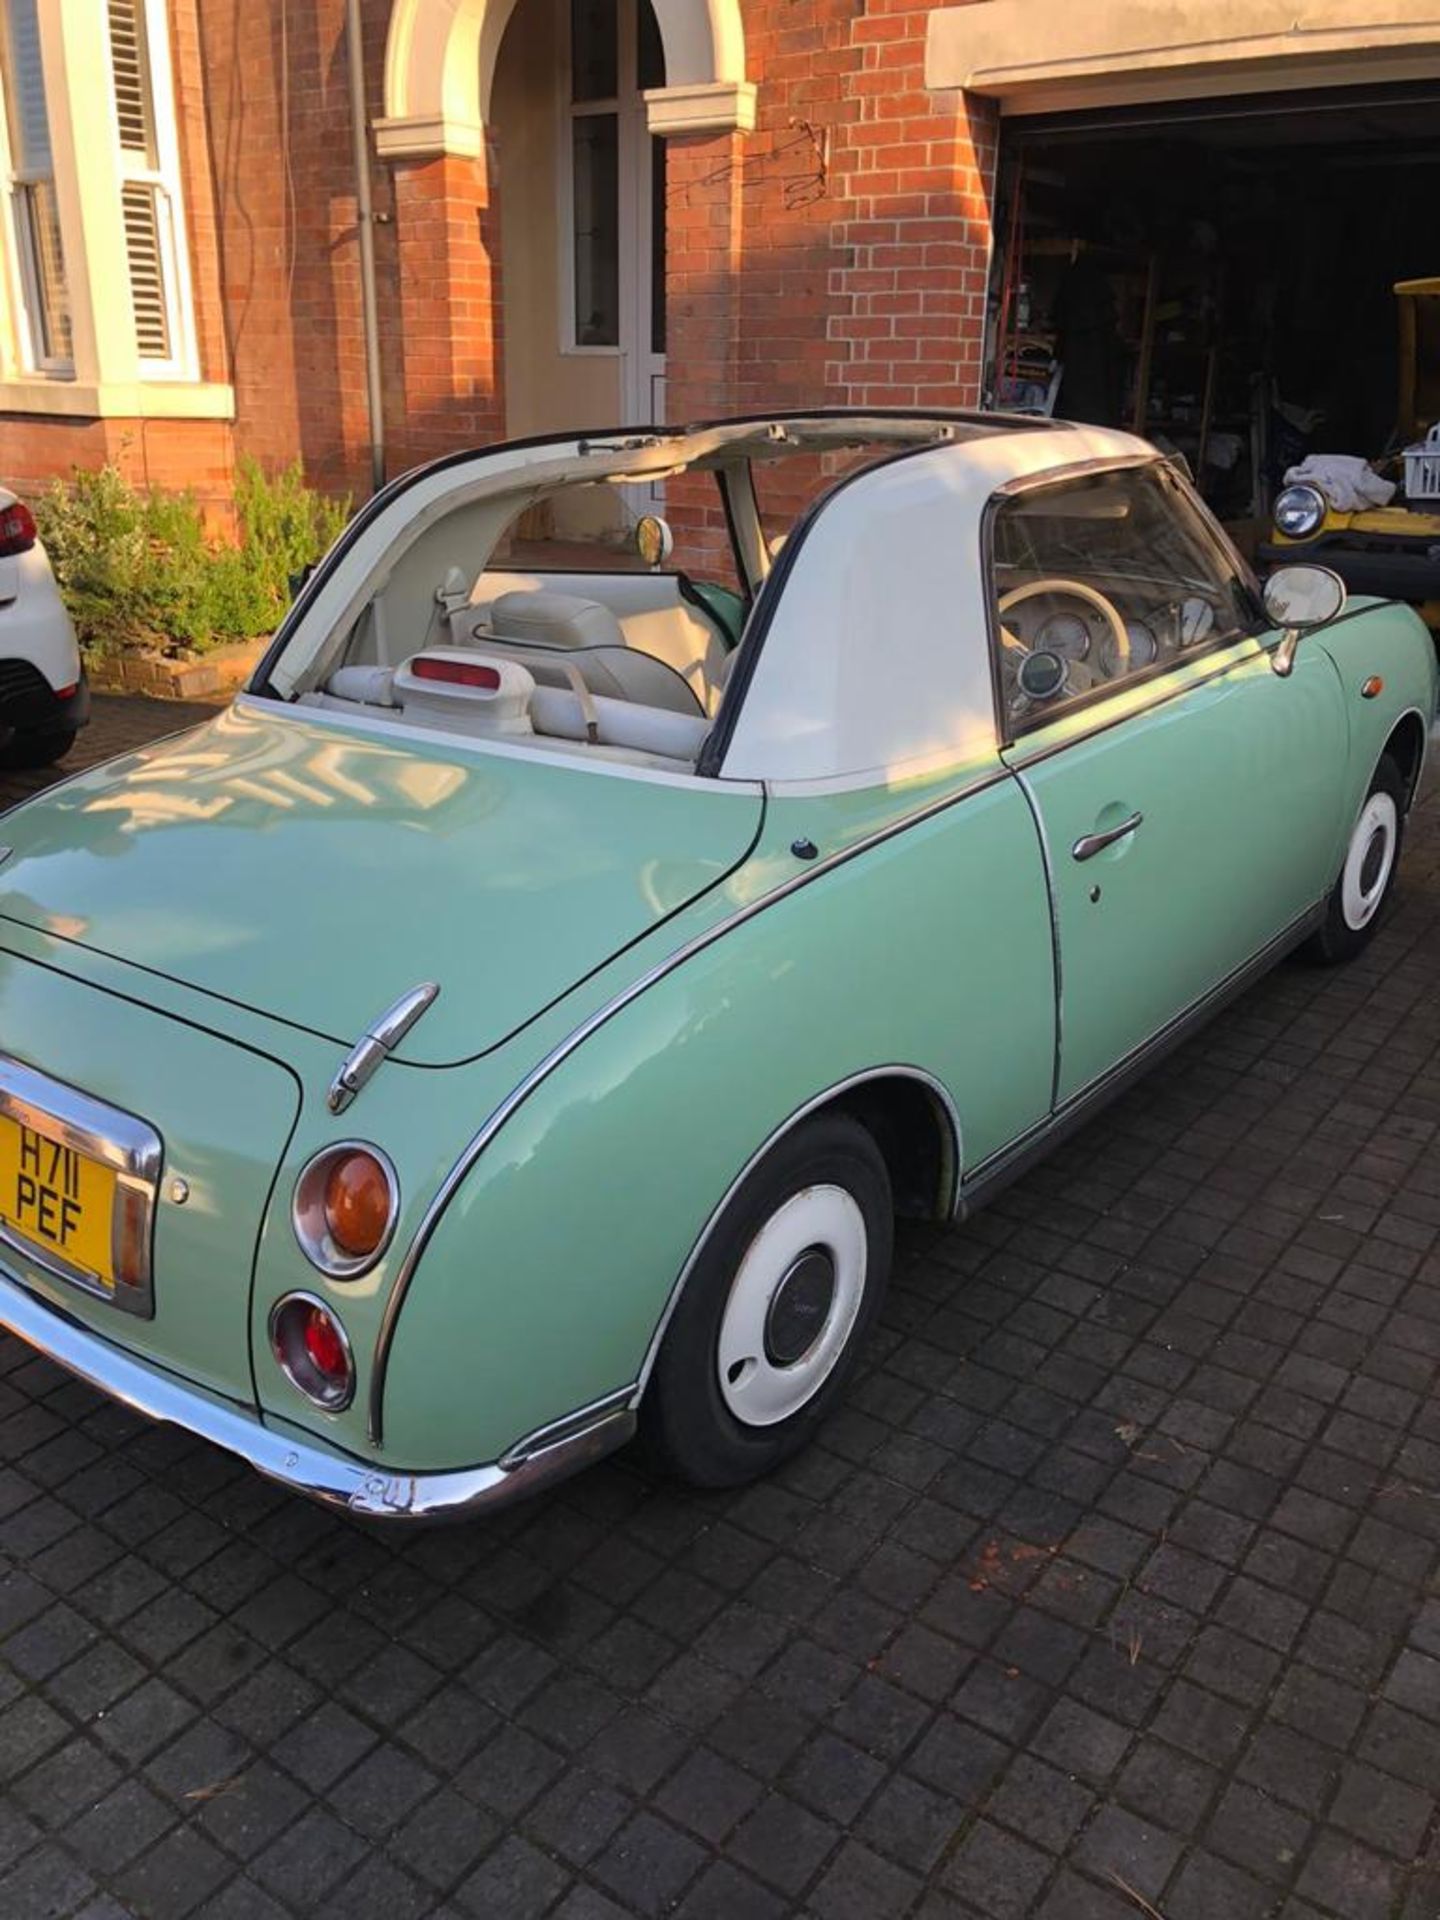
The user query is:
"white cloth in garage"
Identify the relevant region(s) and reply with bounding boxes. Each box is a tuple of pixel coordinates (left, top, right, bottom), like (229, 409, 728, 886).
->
(1283, 455, 1396, 513)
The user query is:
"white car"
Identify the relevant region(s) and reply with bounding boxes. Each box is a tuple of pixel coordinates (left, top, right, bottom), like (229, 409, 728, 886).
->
(0, 488, 87, 768)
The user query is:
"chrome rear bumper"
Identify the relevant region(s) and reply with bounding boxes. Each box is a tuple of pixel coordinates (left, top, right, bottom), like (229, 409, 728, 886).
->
(0, 1269, 634, 1522)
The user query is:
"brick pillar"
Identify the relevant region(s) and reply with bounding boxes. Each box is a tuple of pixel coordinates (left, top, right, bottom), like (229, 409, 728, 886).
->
(388, 146, 504, 470)
(661, 129, 745, 573)
(828, 6, 997, 410)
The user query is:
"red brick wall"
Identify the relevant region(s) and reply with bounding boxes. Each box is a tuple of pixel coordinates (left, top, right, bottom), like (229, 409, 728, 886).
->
(195, 0, 395, 497)
(827, 2, 997, 411)
(658, 0, 998, 541)
(0, 417, 237, 515)
(390, 148, 504, 467)
(195, 0, 503, 491)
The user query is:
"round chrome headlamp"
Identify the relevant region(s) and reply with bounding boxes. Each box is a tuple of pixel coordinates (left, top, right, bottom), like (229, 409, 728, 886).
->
(1273, 484, 1326, 540)
(292, 1143, 399, 1279)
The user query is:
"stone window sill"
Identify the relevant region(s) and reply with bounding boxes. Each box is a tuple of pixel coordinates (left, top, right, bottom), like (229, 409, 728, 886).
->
(0, 378, 236, 421)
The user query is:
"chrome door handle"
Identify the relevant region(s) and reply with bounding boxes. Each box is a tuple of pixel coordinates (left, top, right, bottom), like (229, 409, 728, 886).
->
(1072, 811, 1144, 862)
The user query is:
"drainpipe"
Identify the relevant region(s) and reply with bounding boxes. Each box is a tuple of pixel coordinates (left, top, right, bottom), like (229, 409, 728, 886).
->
(345, 0, 386, 494)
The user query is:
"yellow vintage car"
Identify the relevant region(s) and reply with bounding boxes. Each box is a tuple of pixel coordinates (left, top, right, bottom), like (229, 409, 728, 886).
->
(1261, 278, 1440, 634)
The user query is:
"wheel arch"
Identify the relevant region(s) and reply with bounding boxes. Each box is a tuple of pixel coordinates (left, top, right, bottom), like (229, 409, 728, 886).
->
(631, 1065, 961, 1401)
(1383, 707, 1429, 809)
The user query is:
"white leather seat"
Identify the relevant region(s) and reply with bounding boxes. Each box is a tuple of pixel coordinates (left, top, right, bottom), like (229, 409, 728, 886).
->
(455, 589, 704, 716)
(474, 569, 734, 711)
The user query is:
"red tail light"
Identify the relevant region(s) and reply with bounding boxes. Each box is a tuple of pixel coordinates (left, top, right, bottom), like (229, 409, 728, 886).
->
(0, 501, 37, 557)
(269, 1294, 356, 1411)
(411, 656, 501, 689)
(302, 1307, 348, 1382)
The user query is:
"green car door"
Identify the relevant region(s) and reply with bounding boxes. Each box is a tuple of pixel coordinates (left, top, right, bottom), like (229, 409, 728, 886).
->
(990, 461, 1349, 1107)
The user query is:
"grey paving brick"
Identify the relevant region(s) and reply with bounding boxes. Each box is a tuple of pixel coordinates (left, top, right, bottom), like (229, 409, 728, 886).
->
(942, 1817, 1053, 1917)
(1072, 1802, 1183, 1902)
(592, 1810, 706, 1913)
(1205, 1779, 1311, 1883)
(456, 1833, 571, 1918)
(727, 1791, 837, 1897)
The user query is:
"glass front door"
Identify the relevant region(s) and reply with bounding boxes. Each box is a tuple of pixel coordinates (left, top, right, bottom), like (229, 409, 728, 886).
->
(566, 0, 666, 428)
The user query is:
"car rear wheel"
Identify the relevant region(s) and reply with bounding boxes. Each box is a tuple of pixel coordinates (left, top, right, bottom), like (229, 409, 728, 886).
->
(643, 1112, 893, 1487)
(1304, 754, 1405, 965)
(1, 725, 77, 770)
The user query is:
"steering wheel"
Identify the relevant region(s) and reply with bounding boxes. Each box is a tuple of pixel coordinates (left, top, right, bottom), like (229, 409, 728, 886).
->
(997, 577, 1131, 676)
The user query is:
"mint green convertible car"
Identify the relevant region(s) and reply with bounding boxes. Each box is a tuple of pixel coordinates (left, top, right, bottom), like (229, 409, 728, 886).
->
(0, 413, 1434, 1520)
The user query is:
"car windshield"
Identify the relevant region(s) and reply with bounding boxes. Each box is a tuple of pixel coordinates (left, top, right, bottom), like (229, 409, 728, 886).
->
(990, 462, 1268, 729)
(994, 462, 1264, 647)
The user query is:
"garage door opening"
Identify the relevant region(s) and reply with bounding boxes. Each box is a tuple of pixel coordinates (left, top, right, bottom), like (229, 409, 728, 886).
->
(984, 82, 1440, 546)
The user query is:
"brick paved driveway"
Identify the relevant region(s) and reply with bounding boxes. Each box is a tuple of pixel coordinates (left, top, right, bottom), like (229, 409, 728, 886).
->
(3, 695, 1440, 1920)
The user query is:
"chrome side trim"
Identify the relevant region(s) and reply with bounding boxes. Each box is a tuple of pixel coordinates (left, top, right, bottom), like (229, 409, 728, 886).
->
(956, 901, 1325, 1218)
(364, 763, 1006, 1446)
(1010, 773, 1064, 1125)
(627, 1065, 963, 1403)
(0, 1267, 635, 1523)
(327, 982, 439, 1115)
(0, 1053, 162, 1318)
(498, 1385, 636, 1468)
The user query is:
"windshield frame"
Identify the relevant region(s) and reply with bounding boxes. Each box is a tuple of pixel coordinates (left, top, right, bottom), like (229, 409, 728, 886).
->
(983, 454, 1270, 747)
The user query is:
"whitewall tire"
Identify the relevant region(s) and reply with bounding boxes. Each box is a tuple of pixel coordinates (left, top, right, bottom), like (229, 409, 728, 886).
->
(643, 1112, 893, 1487)
(1306, 754, 1406, 965)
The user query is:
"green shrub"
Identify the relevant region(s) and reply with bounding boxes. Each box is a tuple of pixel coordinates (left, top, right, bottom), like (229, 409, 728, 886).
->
(35, 458, 350, 658)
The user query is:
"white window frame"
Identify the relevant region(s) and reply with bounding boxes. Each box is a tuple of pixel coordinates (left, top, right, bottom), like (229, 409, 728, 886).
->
(560, 0, 624, 360)
(0, 0, 72, 374)
(103, 0, 198, 381)
(558, 0, 662, 387)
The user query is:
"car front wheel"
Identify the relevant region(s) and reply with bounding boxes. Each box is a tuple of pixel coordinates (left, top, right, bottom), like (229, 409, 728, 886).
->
(643, 1112, 893, 1487)
(1304, 753, 1406, 965)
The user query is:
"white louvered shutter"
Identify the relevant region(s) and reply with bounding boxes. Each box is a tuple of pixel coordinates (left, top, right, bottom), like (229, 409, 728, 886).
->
(120, 181, 169, 358)
(107, 0, 183, 367)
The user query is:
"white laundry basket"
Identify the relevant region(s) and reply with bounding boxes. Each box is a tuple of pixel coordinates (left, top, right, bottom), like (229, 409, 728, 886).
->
(1403, 423, 1440, 502)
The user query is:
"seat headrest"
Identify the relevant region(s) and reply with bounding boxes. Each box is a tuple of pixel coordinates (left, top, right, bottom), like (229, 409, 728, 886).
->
(485, 590, 627, 653)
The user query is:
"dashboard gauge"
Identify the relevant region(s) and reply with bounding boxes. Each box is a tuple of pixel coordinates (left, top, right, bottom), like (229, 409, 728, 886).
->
(1016, 650, 1067, 702)
(1036, 612, 1090, 660)
(1180, 596, 1215, 646)
(1122, 620, 1159, 669)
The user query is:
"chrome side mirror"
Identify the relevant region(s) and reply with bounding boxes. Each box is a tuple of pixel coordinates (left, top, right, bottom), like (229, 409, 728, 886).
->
(1264, 564, 1346, 677)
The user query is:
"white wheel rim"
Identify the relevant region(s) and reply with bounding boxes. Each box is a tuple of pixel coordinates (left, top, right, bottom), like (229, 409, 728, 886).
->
(716, 1184, 868, 1427)
(1340, 793, 1398, 931)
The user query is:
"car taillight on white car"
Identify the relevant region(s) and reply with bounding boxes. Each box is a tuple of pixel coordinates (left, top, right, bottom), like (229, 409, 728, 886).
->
(0, 500, 37, 556)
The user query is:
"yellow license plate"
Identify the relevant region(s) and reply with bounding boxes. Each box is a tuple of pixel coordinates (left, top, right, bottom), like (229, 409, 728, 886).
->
(0, 1111, 118, 1288)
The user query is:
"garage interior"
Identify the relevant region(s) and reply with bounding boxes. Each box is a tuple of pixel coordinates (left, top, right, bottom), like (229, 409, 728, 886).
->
(984, 82, 1440, 546)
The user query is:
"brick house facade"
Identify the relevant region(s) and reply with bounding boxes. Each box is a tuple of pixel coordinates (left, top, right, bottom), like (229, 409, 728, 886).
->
(0, 0, 997, 520)
(3, 1, 1438, 522)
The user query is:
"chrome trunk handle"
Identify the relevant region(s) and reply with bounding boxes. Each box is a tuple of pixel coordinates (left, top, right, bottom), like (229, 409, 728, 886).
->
(1072, 812, 1144, 862)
